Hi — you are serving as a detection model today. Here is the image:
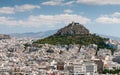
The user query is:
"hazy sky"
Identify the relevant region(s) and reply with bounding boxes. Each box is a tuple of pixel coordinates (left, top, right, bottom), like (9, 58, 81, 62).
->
(0, 0, 120, 37)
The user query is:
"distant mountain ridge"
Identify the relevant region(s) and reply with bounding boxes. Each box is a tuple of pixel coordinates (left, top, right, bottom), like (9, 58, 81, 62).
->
(10, 30, 57, 38)
(98, 34, 120, 41)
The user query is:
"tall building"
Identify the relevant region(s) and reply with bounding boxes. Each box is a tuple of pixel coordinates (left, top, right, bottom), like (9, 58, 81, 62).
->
(71, 61, 97, 75)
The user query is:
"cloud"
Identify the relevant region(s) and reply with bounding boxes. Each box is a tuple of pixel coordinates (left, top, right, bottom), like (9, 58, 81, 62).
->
(0, 14, 90, 27)
(76, 0, 120, 5)
(0, 17, 18, 26)
(64, 9, 73, 13)
(95, 17, 120, 24)
(42, 0, 63, 6)
(42, 0, 120, 6)
(42, 0, 75, 6)
(0, 4, 40, 14)
(15, 4, 40, 12)
(95, 12, 120, 24)
(111, 12, 120, 17)
(64, 1, 75, 5)
(0, 7, 15, 14)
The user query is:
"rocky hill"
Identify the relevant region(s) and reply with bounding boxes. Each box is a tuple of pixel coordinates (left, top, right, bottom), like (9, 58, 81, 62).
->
(35, 22, 109, 50)
(0, 34, 11, 40)
(56, 22, 89, 36)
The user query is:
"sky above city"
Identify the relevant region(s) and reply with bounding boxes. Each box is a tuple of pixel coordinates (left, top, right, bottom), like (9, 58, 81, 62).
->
(0, 0, 120, 37)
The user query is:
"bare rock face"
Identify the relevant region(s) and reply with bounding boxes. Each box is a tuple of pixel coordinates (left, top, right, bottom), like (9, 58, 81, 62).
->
(56, 22, 89, 36)
(0, 34, 11, 40)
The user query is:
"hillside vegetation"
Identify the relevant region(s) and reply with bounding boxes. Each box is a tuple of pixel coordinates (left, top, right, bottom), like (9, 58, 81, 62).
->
(34, 22, 111, 50)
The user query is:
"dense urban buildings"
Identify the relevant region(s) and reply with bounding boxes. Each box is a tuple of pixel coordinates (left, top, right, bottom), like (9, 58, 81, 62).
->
(0, 37, 120, 75)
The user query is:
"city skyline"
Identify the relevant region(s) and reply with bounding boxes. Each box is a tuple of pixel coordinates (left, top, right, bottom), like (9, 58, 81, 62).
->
(0, 0, 120, 37)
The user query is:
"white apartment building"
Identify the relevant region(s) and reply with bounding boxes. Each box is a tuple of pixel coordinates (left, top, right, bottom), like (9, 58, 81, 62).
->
(70, 61, 97, 75)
